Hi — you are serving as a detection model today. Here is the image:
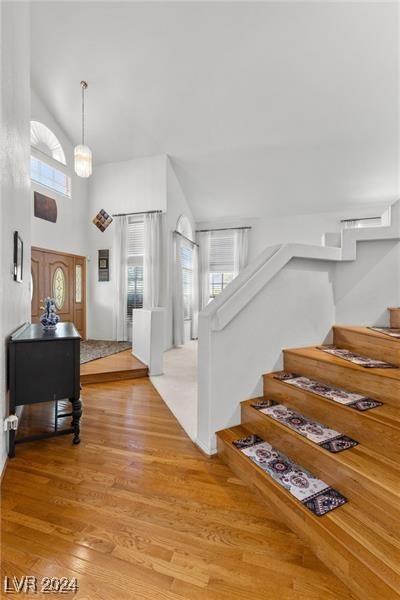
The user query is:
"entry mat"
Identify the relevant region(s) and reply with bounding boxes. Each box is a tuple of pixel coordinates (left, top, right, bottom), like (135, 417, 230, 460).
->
(233, 435, 347, 516)
(368, 327, 400, 340)
(317, 345, 397, 369)
(250, 399, 358, 453)
(274, 372, 383, 412)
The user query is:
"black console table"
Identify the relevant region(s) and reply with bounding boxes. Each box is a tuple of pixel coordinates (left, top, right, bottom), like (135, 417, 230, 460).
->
(8, 322, 82, 458)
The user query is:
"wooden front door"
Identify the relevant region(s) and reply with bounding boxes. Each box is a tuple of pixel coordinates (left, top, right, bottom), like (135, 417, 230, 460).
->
(31, 247, 86, 339)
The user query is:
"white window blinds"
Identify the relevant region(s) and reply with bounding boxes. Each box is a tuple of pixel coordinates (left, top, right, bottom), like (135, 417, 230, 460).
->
(127, 220, 144, 266)
(127, 219, 144, 320)
(209, 230, 235, 273)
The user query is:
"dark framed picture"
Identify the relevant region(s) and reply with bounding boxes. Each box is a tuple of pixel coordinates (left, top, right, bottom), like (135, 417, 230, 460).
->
(98, 249, 110, 281)
(13, 231, 23, 283)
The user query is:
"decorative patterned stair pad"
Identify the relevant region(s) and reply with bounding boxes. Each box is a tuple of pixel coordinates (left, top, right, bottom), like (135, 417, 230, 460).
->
(250, 400, 358, 453)
(233, 435, 347, 516)
(274, 372, 383, 411)
(368, 327, 400, 339)
(318, 345, 397, 369)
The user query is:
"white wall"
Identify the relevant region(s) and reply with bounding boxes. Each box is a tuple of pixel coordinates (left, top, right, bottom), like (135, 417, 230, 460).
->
(166, 159, 196, 348)
(87, 155, 167, 339)
(0, 1, 31, 474)
(198, 258, 336, 453)
(335, 240, 400, 326)
(31, 89, 89, 257)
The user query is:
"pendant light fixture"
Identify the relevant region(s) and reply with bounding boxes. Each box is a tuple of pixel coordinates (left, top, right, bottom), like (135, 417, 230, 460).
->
(74, 80, 92, 178)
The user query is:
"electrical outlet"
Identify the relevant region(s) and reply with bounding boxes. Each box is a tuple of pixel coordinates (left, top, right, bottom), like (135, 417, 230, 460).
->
(3, 415, 18, 431)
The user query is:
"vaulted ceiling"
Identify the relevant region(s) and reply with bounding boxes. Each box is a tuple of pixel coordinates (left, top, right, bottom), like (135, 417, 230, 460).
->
(31, 1, 399, 219)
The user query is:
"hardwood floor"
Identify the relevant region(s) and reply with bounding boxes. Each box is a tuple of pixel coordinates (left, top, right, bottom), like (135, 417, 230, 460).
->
(80, 349, 148, 384)
(1, 379, 353, 599)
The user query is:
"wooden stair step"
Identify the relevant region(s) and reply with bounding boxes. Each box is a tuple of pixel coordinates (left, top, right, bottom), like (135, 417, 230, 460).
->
(283, 346, 400, 406)
(241, 399, 400, 535)
(217, 425, 400, 600)
(263, 372, 400, 462)
(333, 325, 400, 366)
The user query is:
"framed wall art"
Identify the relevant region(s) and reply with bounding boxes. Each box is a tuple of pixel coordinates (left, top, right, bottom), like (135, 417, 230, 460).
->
(13, 231, 23, 283)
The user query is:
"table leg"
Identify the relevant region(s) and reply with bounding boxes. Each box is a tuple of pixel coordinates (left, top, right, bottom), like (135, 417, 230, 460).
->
(69, 397, 82, 445)
(8, 428, 15, 458)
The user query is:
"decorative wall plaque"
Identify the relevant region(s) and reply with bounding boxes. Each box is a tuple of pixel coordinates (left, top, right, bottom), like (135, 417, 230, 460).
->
(93, 209, 113, 232)
(34, 192, 58, 223)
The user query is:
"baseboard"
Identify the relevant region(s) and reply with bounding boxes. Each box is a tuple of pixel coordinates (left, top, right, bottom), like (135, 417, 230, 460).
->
(0, 457, 8, 487)
(195, 437, 217, 456)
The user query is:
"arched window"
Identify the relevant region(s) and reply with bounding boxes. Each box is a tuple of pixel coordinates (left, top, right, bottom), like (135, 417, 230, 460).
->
(30, 121, 71, 197)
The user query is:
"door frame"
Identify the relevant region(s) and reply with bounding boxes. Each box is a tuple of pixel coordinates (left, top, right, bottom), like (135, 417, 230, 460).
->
(31, 246, 87, 339)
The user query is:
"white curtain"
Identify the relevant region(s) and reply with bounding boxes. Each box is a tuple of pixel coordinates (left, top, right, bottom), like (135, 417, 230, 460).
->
(233, 228, 249, 275)
(198, 231, 211, 309)
(143, 212, 162, 309)
(114, 215, 129, 341)
(173, 234, 185, 346)
(191, 244, 199, 339)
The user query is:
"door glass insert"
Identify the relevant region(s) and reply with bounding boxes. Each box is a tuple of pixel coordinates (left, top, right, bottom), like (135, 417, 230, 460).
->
(75, 264, 82, 303)
(53, 267, 66, 309)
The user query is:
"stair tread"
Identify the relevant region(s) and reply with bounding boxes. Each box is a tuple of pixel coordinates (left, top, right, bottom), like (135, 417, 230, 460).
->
(284, 346, 400, 381)
(333, 325, 400, 342)
(241, 398, 400, 491)
(263, 372, 400, 430)
(217, 425, 400, 578)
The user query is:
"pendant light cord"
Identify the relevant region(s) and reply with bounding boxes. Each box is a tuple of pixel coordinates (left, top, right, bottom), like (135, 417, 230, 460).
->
(80, 80, 87, 146)
(81, 83, 85, 145)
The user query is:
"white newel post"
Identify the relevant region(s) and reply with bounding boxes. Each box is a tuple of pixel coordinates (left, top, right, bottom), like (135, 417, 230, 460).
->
(132, 308, 166, 376)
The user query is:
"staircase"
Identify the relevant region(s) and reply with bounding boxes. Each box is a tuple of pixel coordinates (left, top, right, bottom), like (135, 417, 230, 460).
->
(217, 323, 400, 599)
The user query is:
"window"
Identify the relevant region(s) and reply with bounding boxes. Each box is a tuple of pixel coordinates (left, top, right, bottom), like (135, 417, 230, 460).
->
(208, 230, 235, 299)
(181, 242, 193, 320)
(30, 120, 71, 197)
(31, 156, 71, 197)
(31, 121, 66, 164)
(127, 219, 144, 323)
(341, 217, 383, 229)
(209, 272, 234, 299)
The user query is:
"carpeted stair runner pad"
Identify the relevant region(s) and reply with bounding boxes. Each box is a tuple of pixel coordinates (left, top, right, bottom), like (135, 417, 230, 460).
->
(233, 435, 347, 516)
(274, 372, 383, 411)
(368, 326, 400, 339)
(250, 399, 358, 452)
(317, 345, 397, 369)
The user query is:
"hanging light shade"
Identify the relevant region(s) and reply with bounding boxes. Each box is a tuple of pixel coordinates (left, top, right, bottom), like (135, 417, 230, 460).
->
(74, 144, 92, 177)
(74, 81, 92, 178)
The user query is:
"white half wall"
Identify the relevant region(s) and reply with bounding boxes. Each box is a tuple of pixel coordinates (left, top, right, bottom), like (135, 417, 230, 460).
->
(0, 1, 31, 474)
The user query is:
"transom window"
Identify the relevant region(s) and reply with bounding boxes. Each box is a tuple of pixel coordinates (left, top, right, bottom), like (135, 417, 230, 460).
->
(31, 121, 66, 164)
(30, 120, 71, 197)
